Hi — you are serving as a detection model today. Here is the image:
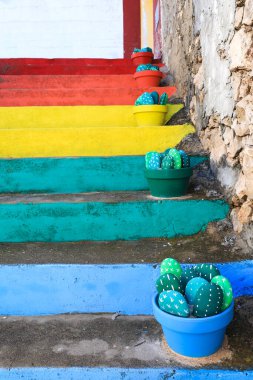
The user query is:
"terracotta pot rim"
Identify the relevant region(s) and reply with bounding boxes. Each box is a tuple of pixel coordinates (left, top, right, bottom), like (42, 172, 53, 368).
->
(134, 70, 162, 79)
(131, 52, 154, 59)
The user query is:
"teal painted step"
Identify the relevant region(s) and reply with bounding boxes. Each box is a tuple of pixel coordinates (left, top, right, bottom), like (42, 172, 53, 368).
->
(0, 156, 206, 193)
(0, 192, 228, 242)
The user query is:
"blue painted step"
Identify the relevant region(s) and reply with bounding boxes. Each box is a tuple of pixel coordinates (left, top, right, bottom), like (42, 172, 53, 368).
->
(0, 192, 228, 242)
(0, 368, 250, 380)
(0, 156, 206, 193)
(0, 261, 251, 315)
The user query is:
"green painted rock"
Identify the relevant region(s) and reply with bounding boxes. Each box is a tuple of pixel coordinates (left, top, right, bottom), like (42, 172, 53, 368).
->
(136, 64, 159, 72)
(164, 148, 171, 156)
(194, 263, 221, 282)
(179, 150, 190, 168)
(185, 277, 209, 305)
(160, 258, 182, 279)
(145, 151, 161, 169)
(142, 47, 153, 52)
(150, 91, 159, 104)
(179, 267, 199, 291)
(155, 273, 183, 294)
(193, 283, 223, 318)
(168, 148, 182, 169)
(150, 65, 160, 71)
(159, 93, 168, 105)
(211, 275, 233, 311)
(161, 155, 173, 169)
(135, 92, 154, 106)
(158, 290, 190, 317)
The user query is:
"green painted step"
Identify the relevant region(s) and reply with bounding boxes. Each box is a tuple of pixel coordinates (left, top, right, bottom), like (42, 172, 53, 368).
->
(0, 192, 228, 242)
(0, 156, 206, 193)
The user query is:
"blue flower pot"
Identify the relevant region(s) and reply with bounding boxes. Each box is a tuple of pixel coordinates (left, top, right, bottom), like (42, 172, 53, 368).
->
(152, 294, 234, 358)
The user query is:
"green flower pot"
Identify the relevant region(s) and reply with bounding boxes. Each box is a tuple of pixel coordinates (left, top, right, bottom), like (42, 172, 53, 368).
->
(145, 167, 193, 198)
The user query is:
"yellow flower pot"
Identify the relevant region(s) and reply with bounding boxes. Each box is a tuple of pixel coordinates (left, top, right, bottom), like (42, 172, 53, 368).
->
(133, 105, 168, 126)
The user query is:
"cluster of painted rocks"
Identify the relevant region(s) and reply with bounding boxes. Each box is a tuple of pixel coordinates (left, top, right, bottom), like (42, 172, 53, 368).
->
(145, 148, 190, 170)
(136, 64, 160, 72)
(156, 258, 234, 318)
(135, 91, 168, 106)
(133, 47, 153, 53)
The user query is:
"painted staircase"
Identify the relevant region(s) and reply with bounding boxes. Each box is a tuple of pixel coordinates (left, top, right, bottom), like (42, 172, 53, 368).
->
(0, 59, 252, 379)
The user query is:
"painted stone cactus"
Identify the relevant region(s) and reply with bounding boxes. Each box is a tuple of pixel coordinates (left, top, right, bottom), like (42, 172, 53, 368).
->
(135, 91, 168, 106)
(194, 263, 221, 282)
(158, 290, 190, 317)
(136, 64, 160, 72)
(156, 273, 182, 294)
(145, 149, 190, 170)
(133, 47, 153, 53)
(160, 258, 182, 278)
(159, 93, 168, 105)
(161, 155, 174, 169)
(150, 91, 159, 104)
(185, 277, 209, 305)
(155, 257, 234, 319)
(179, 267, 199, 291)
(211, 275, 233, 311)
(193, 283, 223, 318)
(167, 148, 182, 169)
(179, 150, 190, 168)
(145, 152, 161, 169)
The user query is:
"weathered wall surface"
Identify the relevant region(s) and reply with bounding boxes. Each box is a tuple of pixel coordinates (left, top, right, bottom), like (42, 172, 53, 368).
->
(161, 0, 253, 248)
(0, 0, 124, 58)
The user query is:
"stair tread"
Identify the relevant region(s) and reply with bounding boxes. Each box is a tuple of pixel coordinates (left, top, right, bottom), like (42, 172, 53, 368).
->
(0, 297, 251, 369)
(0, 191, 224, 204)
(0, 231, 249, 265)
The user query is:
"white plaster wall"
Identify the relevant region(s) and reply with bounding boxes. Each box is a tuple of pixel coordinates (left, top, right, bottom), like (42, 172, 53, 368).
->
(0, 0, 124, 58)
(193, 0, 236, 118)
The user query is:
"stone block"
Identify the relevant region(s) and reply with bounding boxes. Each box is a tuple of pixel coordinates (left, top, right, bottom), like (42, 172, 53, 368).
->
(229, 28, 253, 71)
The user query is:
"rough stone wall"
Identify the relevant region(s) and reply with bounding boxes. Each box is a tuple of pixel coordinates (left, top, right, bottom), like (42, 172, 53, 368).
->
(160, 0, 253, 249)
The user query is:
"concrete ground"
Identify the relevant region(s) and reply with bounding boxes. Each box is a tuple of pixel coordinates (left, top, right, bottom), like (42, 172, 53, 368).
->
(0, 297, 251, 369)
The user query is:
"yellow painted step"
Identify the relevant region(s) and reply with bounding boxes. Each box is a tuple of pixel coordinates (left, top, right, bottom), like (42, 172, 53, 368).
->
(0, 104, 183, 129)
(0, 124, 195, 158)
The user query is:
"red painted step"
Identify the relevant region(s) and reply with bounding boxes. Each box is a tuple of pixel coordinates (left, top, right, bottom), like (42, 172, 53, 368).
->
(0, 74, 170, 89)
(0, 87, 177, 106)
(0, 75, 137, 89)
(0, 58, 163, 76)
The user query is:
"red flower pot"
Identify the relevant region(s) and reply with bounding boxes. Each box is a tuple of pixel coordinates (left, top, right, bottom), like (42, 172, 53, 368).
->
(133, 70, 163, 88)
(131, 52, 154, 66)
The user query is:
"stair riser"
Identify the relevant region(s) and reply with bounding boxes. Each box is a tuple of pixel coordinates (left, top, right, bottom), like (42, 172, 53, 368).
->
(0, 87, 176, 106)
(0, 125, 194, 158)
(0, 75, 138, 88)
(0, 368, 251, 380)
(0, 262, 251, 315)
(0, 66, 137, 75)
(0, 104, 182, 128)
(0, 199, 228, 242)
(0, 75, 166, 90)
(0, 156, 206, 193)
(0, 58, 162, 75)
